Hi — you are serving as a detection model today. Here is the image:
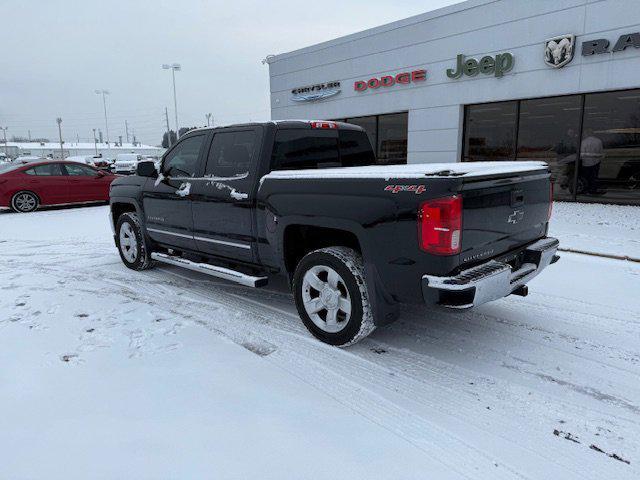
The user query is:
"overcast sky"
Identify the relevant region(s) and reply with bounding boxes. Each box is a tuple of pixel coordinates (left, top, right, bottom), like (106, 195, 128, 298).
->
(0, 0, 462, 146)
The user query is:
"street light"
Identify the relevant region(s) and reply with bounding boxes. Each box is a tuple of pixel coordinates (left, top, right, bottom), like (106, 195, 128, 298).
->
(206, 113, 213, 127)
(162, 63, 181, 137)
(95, 89, 110, 145)
(56, 118, 64, 160)
(92, 128, 98, 156)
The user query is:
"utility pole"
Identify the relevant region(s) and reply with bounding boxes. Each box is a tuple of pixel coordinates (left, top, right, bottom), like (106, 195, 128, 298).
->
(206, 113, 213, 126)
(56, 118, 64, 160)
(118, 135, 123, 146)
(28, 130, 31, 141)
(164, 107, 172, 146)
(125, 120, 129, 144)
(162, 63, 181, 138)
(0, 127, 7, 156)
(98, 129, 103, 143)
(95, 89, 110, 145)
(92, 128, 98, 155)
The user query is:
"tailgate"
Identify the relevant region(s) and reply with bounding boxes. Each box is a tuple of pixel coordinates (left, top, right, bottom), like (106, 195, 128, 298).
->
(459, 170, 551, 266)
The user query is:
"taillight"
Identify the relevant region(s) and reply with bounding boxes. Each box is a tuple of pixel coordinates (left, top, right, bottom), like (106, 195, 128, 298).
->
(547, 181, 554, 221)
(418, 195, 462, 255)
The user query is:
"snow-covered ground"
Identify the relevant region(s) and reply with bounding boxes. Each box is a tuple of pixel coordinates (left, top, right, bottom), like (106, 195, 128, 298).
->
(550, 201, 640, 260)
(1, 203, 639, 479)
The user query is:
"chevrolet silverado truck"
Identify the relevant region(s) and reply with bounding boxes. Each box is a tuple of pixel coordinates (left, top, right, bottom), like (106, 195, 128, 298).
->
(109, 120, 559, 346)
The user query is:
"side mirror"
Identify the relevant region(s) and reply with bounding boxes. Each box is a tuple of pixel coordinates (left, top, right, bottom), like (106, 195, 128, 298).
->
(96, 170, 107, 178)
(137, 161, 158, 178)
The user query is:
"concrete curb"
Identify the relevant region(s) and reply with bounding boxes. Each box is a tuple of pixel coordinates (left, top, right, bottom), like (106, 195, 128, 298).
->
(558, 247, 640, 263)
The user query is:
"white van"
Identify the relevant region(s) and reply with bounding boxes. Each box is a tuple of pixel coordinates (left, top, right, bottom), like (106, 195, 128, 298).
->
(113, 153, 143, 174)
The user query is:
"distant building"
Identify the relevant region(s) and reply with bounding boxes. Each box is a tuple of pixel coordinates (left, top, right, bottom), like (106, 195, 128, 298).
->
(4, 142, 165, 160)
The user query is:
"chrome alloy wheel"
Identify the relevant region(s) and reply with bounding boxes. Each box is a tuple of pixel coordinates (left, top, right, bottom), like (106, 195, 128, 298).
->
(13, 193, 37, 212)
(302, 265, 352, 333)
(119, 222, 138, 263)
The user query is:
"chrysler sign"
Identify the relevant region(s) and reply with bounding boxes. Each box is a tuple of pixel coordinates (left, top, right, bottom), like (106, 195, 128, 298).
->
(291, 81, 341, 102)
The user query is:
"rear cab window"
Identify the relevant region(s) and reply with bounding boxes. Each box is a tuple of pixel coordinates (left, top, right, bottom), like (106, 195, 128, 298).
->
(271, 127, 375, 170)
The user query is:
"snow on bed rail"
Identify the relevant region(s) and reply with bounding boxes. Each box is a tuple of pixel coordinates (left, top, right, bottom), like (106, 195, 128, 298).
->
(263, 161, 548, 181)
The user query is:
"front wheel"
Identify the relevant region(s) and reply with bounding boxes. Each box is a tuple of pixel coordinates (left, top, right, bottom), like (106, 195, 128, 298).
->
(116, 212, 153, 271)
(293, 247, 375, 347)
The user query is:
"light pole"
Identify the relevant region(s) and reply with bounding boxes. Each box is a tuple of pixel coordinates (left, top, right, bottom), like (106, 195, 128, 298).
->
(0, 127, 8, 157)
(162, 63, 181, 137)
(56, 118, 64, 160)
(95, 89, 110, 145)
(92, 128, 98, 155)
(206, 113, 213, 127)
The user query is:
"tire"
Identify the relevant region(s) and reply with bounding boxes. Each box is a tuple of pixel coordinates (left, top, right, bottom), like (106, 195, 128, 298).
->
(11, 191, 39, 213)
(115, 212, 153, 271)
(293, 247, 375, 347)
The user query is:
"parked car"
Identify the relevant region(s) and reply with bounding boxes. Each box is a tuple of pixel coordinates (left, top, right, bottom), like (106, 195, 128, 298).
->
(0, 160, 117, 213)
(109, 120, 559, 346)
(113, 153, 143, 174)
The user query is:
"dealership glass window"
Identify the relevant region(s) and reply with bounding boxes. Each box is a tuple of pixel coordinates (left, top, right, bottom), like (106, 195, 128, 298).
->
(463, 101, 517, 161)
(577, 90, 640, 205)
(462, 90, 640, 205)
(377, 113, 408, 164)
(517, 95, 582, 201)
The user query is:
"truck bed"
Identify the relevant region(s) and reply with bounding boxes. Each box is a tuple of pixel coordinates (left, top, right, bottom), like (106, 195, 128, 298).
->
(262, 161, 548, 180)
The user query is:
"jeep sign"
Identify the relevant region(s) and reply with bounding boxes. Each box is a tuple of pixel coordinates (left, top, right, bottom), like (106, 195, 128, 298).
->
(446, 52, 514, 79)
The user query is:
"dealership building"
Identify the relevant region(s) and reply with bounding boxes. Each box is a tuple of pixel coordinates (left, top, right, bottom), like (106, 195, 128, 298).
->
(267, 0, 640, 205)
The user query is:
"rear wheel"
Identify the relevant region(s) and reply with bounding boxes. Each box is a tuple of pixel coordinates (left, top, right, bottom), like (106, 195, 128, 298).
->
(293, 247, 375, 347)
(116, 212, 153, 271)
(11, 191, 39, 213)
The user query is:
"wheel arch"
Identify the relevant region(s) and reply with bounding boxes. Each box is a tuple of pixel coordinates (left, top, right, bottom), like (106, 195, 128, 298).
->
(110, 198, 142, 231)
(282, 223, 364, 281)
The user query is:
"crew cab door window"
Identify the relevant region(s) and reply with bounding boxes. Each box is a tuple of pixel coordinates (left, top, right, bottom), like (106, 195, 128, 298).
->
(271, 129, 339, 170)
(204, 130, 257, 178)
(162, 135, 205, 177)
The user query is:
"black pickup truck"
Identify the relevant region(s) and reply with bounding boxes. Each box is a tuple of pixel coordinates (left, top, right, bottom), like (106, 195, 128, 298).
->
(109, 120, 559, 346)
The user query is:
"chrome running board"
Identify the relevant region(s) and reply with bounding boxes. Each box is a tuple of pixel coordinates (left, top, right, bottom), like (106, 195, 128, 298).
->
(151, 252, 268, 288)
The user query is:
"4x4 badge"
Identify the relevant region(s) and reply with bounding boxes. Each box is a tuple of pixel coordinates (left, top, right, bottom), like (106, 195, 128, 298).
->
(385, 185, 426, 194)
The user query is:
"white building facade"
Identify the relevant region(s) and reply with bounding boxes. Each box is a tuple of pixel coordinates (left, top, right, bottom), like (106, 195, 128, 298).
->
(4, 142, 164, 161)
(268, 0, 640, 205)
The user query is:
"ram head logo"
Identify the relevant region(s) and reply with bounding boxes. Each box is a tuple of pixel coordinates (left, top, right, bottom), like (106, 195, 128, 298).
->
(544, 34, 575, 68)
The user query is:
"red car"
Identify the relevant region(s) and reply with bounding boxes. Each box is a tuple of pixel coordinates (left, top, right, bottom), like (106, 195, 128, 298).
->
(0, 160, 117, 213)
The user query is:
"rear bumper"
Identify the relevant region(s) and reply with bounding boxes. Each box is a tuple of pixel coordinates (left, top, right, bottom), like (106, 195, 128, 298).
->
(422, 237, 560, 309)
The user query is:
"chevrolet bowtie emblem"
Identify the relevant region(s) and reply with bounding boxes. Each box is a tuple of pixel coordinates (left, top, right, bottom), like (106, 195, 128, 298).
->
(508, 209, 525, 224)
